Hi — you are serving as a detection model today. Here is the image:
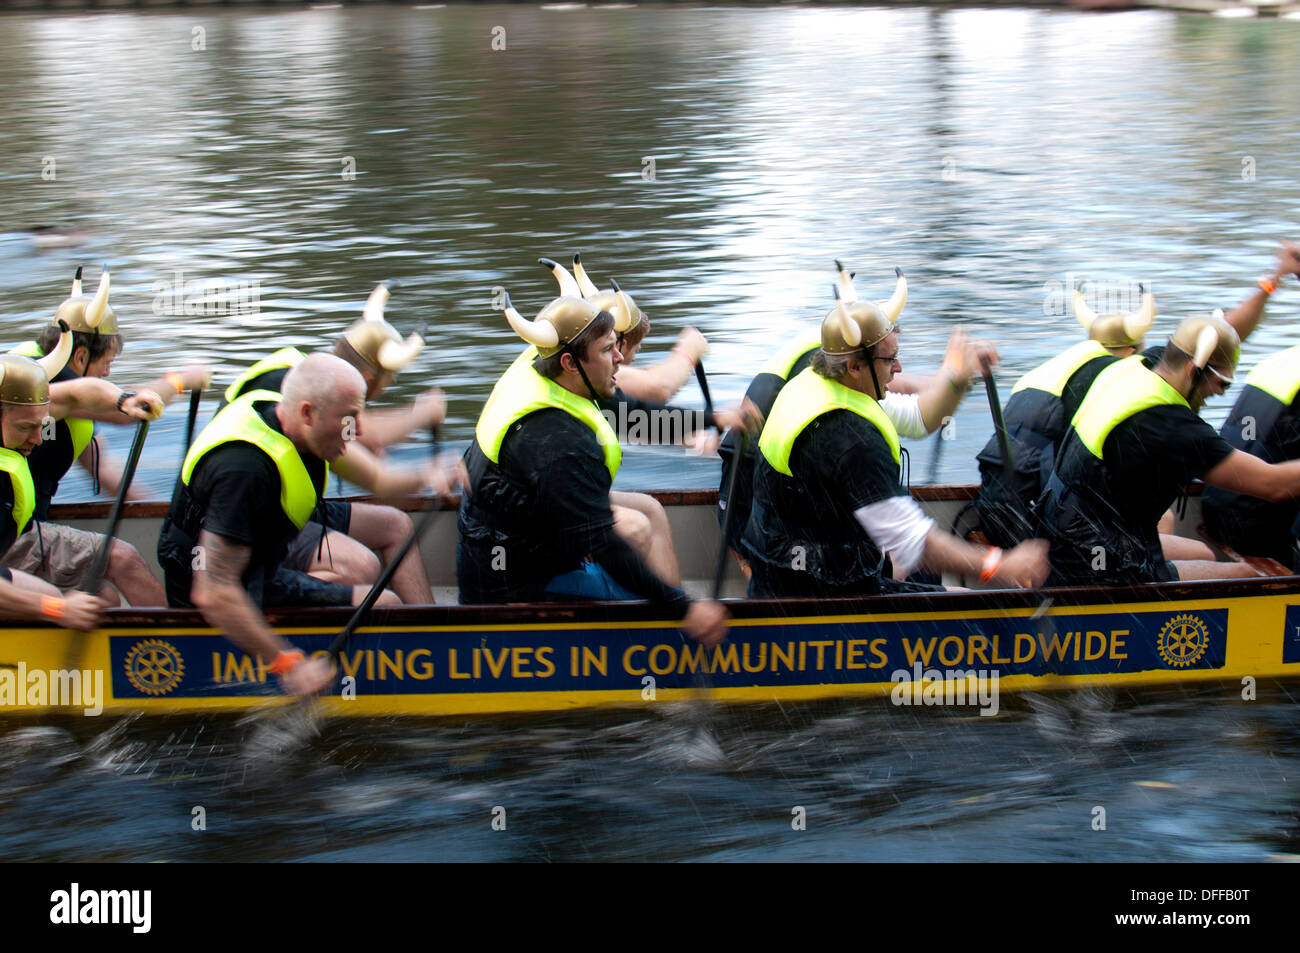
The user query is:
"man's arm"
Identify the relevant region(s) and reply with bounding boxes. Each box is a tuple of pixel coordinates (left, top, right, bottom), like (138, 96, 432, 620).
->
(190, 530, 331, 696)
(1203, 449, 1300, 503)
(330, 438, 466, 500)
(356, 388, 446, 454)
(0, 578, 102, 631)
(914, 331, 998, 433)
(615, 329, 708, 404)
(1222, 241, 1300, 343)
(48, 379, 163, 423)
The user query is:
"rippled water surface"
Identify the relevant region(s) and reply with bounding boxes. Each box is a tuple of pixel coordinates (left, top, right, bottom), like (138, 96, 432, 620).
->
(2, 5, 1299, 861)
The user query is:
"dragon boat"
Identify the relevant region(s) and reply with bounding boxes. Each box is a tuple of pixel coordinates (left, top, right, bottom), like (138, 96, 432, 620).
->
(1, 486, 1297, 717)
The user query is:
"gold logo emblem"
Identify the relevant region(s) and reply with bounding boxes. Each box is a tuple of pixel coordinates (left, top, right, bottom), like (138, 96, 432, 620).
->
(1156, 614, 1209, 668)
(123, 639, 185, 696)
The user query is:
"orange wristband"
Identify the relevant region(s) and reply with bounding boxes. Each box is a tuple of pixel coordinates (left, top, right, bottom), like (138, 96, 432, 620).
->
(1259, 277, 1277, 295)
(268, 649, 305, 675)
(40, 595, 65, 620)
(166, 371, 184, 394)
(979, 547, 1003, 584)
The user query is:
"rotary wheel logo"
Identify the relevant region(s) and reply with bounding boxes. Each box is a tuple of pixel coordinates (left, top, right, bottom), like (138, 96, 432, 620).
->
(123, 639, 185, 696)
(1156, 614, 1209, 668)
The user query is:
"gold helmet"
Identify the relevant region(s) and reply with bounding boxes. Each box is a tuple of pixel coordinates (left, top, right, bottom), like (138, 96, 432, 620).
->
(0, 326, 72, 405)
(55, 266, 118, 336)
(569, 253, 642, 334)
(1169, 312, 1240, 377)
(821, 262, 907, 355)
(341, 282, 424, 373)
(1074, 283, 1155, 349)
(503, 259, 620, 358)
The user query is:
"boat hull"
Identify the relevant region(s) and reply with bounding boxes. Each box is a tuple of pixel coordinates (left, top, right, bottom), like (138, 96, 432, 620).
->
(4, 579, 1298, 716)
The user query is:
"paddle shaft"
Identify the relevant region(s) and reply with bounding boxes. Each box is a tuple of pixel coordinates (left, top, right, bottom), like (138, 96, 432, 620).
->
(326, 431, 442, 659)
(81, 420, 150, 595)
(182, 387, 202, 456)
(982, 360, 1014, 472)
(712, 430, 749, 600)
(694, 361, 714, 417)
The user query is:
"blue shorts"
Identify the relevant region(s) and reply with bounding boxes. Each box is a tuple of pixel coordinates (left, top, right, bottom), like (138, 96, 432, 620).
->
(543, 563, 639, 602)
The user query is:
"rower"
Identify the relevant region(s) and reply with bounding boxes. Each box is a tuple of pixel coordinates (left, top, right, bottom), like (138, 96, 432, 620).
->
(530, 257, 755, 586)
(457, 282, 729, 647)
(719, 261, 994, 557)
(220, 283, 445, 604)
(1040, 313, 1300, 586)
(4, 268, 197, 606)
(739, 280, 1048, 598)
(0, 340, 162, 631)
(156, 354, 464, 696)
(977, 241, 1300, 550)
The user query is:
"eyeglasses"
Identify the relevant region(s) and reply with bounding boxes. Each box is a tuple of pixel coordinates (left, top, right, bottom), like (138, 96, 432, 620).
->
(873, 352, 900, 364)
(1205, 365, 1234, 390)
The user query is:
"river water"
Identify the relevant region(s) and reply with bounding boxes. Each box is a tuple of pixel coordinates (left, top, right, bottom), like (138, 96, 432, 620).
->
(1, 4, 1299, 863)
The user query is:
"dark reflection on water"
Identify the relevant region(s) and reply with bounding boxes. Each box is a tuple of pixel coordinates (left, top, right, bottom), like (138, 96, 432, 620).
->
(1, 685, 1297, 862)
(2, 6, 1299, 861)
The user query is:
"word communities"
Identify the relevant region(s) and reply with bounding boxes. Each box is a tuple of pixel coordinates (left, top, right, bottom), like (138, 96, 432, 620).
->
(890, 662, 1000, 716)
(0, 663, 102, 715)
(50, 884, 151, 933)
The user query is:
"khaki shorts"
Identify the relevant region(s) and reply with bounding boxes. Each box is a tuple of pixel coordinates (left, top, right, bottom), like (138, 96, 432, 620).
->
(2, 522, 103, 590)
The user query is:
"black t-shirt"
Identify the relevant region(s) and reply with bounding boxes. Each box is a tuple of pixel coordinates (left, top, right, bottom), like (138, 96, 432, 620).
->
(0, 470, 17, 556)
(25, 364, 84, 519)
(159, 401, 325, 603)
(458, 408, 690, 614)
(1056, 350, 1234, 529)
(741, 408, 906, 589)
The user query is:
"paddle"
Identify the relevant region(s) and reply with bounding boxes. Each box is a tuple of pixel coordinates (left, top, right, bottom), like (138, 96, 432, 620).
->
(181, 386, 201, 462)
(324, 429, 443, 664)
(82, 420, 150, 597)
(981, 355, 1014, 472)
(694, 361, 715, 417)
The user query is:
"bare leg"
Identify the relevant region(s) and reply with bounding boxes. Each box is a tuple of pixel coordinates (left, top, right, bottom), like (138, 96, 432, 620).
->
(105, 539, 165, 606)
(611, 491, 682, 587)
(306, 530, 381, 587)
(1172, 560, 1259, 580)
(350, 585, 401, 607)
(1157, 510, 1177, 535)
(343, 503, 433, 604)
(1160, 533, 1216, 562)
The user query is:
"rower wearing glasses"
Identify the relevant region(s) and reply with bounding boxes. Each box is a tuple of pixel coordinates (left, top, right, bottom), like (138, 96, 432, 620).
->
(1040, 313, 1300, 585)
(740, 271, 1048, 598)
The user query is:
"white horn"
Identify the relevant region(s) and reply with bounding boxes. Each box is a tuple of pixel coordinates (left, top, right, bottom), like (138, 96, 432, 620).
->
(833, 286, 861, 348)
(572, 253, 600, 298)
(37, 320, 73, 379)
(377, 332, 424, 372)
(84, 268, 111, 330)
(503, 292, 559, 349)
(540, 258, 581, 298)
(1192, 325, 1219, 370)
(71, 266, 83, 298)
(878, 268, 907, 323)
(1073, 285, 1098, 333)
(363, 283, 390, 323)
(608, 278, 634, 334)
(1124, 286, 1156, 342)
(835, 259, 858, 304)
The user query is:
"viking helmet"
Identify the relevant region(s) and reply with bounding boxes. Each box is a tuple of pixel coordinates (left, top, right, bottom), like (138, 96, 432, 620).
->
(0, 331, 71, 405)
(55, 266, 118, 336)
(821, 262, 906, 355)
(1169, 312, 1240, 378)
(1074, 283, 1155, 349)
(341, 282, 423, 374)
(570, 253, 642, 335)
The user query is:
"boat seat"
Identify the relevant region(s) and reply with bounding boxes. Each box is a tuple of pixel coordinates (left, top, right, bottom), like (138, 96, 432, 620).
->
(1196, 525, 1294, 577)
